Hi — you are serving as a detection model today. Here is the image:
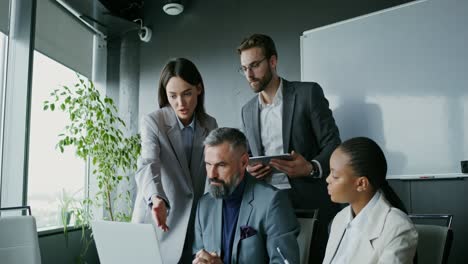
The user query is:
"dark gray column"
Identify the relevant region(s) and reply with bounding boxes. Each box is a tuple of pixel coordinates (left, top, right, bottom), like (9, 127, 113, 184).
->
(114, 32, 140, 217)
(105, 38, 121, 107)
(119, 33, 140, 136)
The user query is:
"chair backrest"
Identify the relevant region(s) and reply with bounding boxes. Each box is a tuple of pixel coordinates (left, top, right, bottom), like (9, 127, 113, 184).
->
(0, 206, 41, 264)
(409, 214, 453, 228)
(414, 225, 453, 264)
(295, 209, 318, 264)
(409, 214, 454, 264)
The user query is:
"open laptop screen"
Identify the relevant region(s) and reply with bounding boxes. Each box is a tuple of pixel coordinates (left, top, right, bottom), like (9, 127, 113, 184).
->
(91, 221, 163, 264)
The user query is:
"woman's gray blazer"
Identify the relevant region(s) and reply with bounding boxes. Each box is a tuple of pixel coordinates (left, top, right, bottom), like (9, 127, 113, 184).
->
(132, 106, 217, 263)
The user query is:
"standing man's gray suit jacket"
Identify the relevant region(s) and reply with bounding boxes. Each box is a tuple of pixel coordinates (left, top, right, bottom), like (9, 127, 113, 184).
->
(132, 106, 217, 264)
(193, 175, 300, 264)
(241, 79, 341, 262)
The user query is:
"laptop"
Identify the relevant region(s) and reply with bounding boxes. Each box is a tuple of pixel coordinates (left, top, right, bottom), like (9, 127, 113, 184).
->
(91, 221, 163, 264)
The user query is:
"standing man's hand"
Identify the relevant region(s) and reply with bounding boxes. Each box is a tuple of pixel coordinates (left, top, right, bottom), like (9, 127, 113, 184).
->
(151, 196, 169, 232)
(247, 163, 272, 180)
(269, 151, 314, 178)
(193, 249, 223, 264)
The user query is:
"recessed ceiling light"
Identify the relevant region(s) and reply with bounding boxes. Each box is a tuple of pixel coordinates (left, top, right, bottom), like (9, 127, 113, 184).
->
(163, 3, 184, 16)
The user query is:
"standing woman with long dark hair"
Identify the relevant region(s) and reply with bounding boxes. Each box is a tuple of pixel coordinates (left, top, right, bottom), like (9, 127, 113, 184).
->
(132, 58, 218, 263)
(323, 137, 418, 264)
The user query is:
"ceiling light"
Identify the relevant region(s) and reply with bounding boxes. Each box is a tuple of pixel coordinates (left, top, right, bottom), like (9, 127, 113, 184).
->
(163, 2, 184, 16)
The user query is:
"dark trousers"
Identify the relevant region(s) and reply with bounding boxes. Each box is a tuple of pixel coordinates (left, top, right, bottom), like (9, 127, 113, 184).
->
(180, 235, 194, 264)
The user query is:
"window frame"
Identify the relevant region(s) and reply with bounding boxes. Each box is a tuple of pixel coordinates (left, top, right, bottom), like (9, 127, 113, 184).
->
(0, 0, 36, 209)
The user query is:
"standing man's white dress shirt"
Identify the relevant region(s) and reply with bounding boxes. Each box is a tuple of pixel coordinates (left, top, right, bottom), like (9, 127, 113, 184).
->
(259, 80, 291, 189)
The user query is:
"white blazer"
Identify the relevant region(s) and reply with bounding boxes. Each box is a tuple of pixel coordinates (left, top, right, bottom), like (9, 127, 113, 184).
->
(323, 194, 418, 264)
(132, 107, 217, 263)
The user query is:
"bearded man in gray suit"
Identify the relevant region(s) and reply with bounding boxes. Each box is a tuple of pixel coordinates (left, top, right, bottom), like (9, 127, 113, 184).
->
(193, 127, 299, 264)
(238, 34, 341, 263)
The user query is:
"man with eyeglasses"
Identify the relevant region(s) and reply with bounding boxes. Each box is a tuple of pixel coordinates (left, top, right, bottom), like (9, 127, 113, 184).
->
(238, 33, 341, 264)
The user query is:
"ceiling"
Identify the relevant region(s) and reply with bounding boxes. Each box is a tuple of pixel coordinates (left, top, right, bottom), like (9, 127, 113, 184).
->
(98, 0, 144, 21)
(55, 0, 145, 38)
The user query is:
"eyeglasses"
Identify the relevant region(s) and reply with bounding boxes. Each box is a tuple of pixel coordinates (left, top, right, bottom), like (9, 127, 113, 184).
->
(238, 57, 267, 76)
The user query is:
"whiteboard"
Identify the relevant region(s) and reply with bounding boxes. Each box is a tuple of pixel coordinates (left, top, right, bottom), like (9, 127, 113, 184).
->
(301, 0, 468, 179)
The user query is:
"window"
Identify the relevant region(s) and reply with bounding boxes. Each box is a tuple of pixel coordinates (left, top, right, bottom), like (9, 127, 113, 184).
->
(28, 51, 86, 230)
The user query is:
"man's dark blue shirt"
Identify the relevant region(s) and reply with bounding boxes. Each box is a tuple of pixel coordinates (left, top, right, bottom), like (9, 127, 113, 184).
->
(221, 177, 247, 264)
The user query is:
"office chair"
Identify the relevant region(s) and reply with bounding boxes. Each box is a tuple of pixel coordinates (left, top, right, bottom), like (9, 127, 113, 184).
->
(0, 206, 42, 264)
(409, 214, 453, 264)
(295, 209, 318, 264)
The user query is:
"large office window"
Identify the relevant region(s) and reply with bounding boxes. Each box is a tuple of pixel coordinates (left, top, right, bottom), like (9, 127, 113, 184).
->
(28, 51, 86, 229)
(1, 0, 97, 228)
(26, 0, 95, 229)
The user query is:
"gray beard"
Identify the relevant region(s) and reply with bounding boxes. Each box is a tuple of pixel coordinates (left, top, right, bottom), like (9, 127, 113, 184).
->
(208, 174, 239, 199)
(209, 183, 229, 199)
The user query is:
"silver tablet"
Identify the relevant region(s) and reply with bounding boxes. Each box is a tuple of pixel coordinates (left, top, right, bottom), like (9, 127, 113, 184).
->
(248, 154, 292, 165)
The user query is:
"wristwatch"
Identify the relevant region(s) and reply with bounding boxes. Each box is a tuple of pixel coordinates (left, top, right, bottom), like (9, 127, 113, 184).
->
(309, 161, 317, 177)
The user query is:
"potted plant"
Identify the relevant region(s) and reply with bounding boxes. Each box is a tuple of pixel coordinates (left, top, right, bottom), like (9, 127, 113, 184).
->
(43, 75, 141, 261)
(58, 188, 83, 248)
(59, 188, 75, 227)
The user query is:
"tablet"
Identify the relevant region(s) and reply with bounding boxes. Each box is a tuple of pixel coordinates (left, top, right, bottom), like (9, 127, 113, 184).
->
(248, 154, 292, 165)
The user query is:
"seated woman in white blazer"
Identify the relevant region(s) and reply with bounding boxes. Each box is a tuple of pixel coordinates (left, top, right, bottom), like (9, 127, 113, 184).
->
(323, 137, 418, 264)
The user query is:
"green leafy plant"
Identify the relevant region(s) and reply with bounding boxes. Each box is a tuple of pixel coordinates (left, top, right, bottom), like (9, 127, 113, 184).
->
(59, 189, 77, 226)
(44, 76, 141, 262)
(58, 188, 81, 248)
